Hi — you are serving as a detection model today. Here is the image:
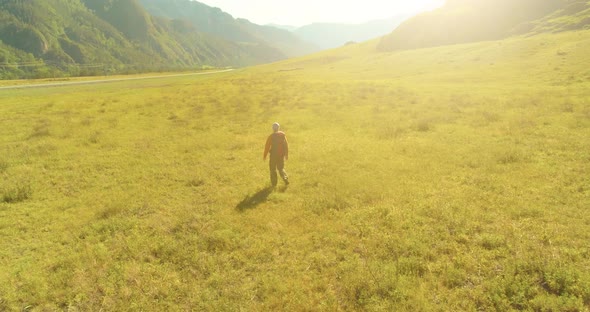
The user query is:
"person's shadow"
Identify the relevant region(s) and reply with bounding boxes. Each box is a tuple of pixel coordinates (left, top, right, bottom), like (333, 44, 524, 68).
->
(236, 187, 274, 211)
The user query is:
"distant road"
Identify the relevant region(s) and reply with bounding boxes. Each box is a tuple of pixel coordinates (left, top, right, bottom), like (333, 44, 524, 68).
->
(0, 69, 234, 90)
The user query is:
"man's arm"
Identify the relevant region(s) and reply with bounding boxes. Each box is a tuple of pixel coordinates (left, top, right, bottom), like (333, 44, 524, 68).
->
(263, 135, 272, 160)
(284, 136, 289, 160)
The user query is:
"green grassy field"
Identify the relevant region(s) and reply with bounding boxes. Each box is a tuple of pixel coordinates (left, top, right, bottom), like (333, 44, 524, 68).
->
(1, 30, 589, 311)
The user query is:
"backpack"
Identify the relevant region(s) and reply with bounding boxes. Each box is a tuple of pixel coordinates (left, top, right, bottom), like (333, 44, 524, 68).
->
(270, 132, 286, 156)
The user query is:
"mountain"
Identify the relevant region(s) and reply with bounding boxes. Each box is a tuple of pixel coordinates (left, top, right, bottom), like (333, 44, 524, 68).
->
(521, 1, 590, 34)
(0, 0, 286, 79)
(377, 0, 570, 51)
(267, 24, 298, 32)
(138, 0, 319, 58)
(293, 16, 410, 50)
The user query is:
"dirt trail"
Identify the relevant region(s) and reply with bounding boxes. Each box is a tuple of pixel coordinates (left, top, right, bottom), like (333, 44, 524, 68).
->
(0, 69, 234, 90)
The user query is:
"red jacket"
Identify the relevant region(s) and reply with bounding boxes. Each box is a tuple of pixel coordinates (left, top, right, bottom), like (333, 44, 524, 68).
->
(264, 131, 289, 160)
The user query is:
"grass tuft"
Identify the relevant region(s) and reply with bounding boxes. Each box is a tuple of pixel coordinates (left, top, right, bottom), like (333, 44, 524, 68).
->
(416, 119, 432, 132)
(0, 160, 8, 173)
(186, 179, 205, 188)
(29, 120, 51, 139)
(562, 99, 575, 112)
(1, 183, 32, 203)
(497, 148, 523, 164)
(97, 203, 125, 220)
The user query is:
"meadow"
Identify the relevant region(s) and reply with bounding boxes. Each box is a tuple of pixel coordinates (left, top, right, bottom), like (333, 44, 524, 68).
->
(0, 30, 589, 311)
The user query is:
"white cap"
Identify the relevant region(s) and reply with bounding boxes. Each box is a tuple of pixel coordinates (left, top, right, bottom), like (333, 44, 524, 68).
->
(272, 122, 280, 131)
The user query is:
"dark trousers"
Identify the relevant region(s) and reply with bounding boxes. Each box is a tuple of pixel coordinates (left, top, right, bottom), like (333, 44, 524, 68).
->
(269, 155, 288, 186)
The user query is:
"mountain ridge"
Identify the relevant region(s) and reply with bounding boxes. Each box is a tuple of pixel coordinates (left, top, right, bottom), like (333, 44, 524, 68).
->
(138, 0, 319, 58)
(293, 16, 410, 50)
(0, 0, 300, 79)
(3, 0, 589, 80)
(377, 0, 574, 51)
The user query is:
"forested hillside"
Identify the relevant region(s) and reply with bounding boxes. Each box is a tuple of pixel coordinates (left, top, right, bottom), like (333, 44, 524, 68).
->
(0, 0, 286, 79)
(377, 0, 573, 51)
(138, 0, 318, 58)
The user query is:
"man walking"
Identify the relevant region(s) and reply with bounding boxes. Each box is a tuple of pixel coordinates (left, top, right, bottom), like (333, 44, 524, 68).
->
(263, 122, 289, 187)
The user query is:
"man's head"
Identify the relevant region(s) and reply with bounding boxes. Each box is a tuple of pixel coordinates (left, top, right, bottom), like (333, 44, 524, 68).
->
(272, 122, 280, 132)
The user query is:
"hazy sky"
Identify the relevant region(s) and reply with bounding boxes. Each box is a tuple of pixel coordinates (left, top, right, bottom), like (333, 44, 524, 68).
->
(198, 0, 446, 26)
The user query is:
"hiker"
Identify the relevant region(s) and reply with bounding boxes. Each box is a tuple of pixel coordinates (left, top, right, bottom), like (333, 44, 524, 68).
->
(263, 122, 289, 187)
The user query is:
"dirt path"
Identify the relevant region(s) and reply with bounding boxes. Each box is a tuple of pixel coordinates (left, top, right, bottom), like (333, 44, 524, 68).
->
(0, 69, 234, 90)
